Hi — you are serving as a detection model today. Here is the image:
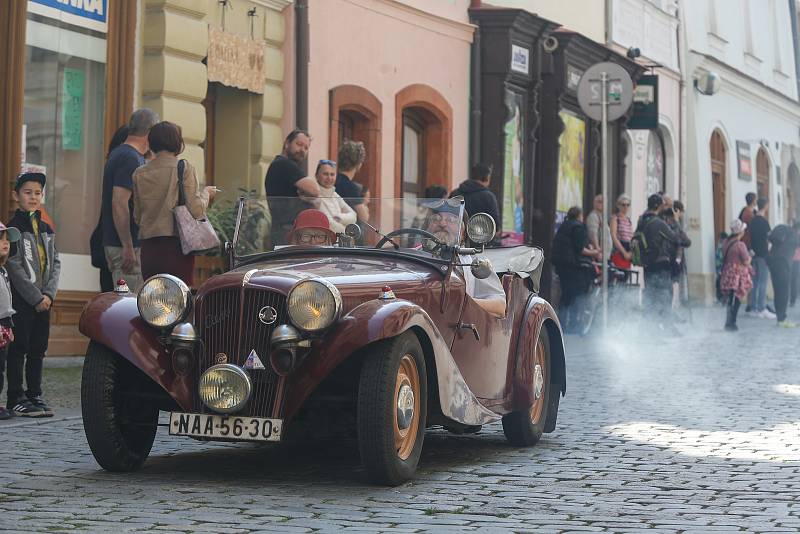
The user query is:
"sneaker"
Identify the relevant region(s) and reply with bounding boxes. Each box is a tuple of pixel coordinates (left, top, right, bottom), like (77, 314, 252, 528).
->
(0, 407, 14, 420)
(11, 398, 46, 417)
(29, 396, 54, 417)
(759, 309, 777, 320)
(778, 320, 797, 328)
(724, 324, 738, 332)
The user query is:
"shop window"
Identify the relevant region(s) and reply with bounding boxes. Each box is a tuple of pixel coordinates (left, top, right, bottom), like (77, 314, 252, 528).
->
(22, 13, 107, 254)
(646, 129, 665, 197)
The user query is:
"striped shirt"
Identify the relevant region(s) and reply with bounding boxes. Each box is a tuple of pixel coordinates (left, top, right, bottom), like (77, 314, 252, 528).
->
(616, 214, 633, 243)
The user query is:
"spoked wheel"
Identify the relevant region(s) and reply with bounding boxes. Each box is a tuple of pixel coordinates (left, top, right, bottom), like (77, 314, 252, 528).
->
(82, 342, 159, 472)
(358, 332, 427, 485)
(502, 328, 552, 446)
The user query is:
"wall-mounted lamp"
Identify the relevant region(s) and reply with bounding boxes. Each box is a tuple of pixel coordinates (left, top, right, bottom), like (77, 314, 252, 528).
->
(626, 47, 641, 59)
(694, 71, 720, 95)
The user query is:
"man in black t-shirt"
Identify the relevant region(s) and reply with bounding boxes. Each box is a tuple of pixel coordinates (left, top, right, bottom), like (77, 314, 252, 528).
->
(265, 129, 320, 246)
(747, 197, 774, 318)
(101, 108, 159, 291)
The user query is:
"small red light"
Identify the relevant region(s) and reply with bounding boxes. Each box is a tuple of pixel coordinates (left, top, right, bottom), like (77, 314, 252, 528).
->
(116, 278, 127, 286)
(382, 285, 392, 292)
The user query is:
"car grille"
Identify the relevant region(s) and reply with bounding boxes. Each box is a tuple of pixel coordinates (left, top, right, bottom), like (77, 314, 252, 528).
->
(195, 287, 288, 418)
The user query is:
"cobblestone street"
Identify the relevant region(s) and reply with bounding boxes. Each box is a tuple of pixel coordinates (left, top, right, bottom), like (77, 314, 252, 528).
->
(2, 306, 800, 533)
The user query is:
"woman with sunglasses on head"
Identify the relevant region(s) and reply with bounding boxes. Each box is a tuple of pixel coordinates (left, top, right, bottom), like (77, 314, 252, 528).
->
(315, 159, 356, 234)
(610, 193, 634, 269)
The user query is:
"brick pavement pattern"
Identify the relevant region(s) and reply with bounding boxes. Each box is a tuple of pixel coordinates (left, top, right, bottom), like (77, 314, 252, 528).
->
(1, 308, 800, 533)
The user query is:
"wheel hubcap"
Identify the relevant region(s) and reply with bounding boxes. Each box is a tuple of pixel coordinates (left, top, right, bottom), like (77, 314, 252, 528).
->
(396, 384, 415, 430)
(529, 338, 547, 424)
(394, 354, 420, 460)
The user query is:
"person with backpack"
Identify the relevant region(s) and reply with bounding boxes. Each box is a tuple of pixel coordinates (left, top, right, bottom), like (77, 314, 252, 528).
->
(720, 220, 752, 331)
(632, 194, 681, 332)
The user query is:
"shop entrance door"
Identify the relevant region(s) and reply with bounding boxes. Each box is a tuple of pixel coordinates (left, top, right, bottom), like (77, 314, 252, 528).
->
(710, 131, 726, 244)
(756, 148, 770, 203)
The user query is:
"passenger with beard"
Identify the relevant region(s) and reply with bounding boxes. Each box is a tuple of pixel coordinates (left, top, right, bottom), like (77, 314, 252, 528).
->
(265, 129, 320, 246)
(424, 201, 506, 318)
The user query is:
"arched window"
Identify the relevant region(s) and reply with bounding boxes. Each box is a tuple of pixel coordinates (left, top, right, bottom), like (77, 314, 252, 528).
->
(710, 130, 727, 243)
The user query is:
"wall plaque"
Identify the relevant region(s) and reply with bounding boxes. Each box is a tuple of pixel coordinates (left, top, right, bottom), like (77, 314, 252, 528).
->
(207, 26, 266, 94)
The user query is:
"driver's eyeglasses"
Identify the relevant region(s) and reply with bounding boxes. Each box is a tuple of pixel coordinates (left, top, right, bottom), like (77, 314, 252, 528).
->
(298, 232, 330, 244)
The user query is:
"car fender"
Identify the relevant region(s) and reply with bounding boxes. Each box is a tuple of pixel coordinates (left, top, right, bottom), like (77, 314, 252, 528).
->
(285, 298, 500, 425)
(511, 296, 566, 413)
(78, 292, 193, 410)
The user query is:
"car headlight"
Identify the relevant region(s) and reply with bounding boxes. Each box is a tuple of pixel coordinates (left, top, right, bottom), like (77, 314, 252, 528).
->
(198, 364, 252, 414)
(287, 279, 341, 332)
(467, 212, 496, 245)
(137, 274, 191, 329)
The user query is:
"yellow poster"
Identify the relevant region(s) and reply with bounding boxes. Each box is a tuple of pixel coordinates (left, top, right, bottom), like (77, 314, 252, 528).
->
(556, 111, 586, 219)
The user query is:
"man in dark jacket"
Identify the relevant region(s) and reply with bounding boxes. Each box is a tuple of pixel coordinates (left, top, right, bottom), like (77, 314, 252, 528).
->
(551, 207, 601, 333)
(450, 163, 500, 239)
(637, 194, 680, 331)
(768, 224, 797, 327)
(747, 197, 773, 317)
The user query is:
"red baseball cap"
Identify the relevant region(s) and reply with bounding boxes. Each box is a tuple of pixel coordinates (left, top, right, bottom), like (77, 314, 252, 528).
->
(287, 209, 336, 244)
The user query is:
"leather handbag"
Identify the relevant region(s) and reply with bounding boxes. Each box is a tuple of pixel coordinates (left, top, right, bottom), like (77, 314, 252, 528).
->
(173, 159, 220, 255)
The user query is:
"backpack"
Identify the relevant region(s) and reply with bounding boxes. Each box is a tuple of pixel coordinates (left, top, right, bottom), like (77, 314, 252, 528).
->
(631, 217, 656, 267)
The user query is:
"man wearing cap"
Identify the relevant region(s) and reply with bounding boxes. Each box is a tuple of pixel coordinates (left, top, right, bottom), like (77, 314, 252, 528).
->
(100, 108, 159, 292)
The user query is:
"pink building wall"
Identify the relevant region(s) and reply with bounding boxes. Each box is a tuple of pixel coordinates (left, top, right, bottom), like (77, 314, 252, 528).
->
(283, 0, 475, 196)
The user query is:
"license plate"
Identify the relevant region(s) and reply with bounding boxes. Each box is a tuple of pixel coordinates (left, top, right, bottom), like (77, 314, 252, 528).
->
(169, 412, 282, 442)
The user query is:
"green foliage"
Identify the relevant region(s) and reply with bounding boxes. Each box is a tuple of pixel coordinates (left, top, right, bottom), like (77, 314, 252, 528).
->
(204, 189, 271, 256)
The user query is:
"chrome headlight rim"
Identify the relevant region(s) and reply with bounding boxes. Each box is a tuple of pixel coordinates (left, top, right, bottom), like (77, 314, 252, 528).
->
(467, 212, 496, 245)
(198, 363, 253, 414)
(287, 278, 342, 333)
(137, 274, 192, 329)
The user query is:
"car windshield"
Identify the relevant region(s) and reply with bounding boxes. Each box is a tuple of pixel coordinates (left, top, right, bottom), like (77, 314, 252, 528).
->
(228, 196, 466, 261)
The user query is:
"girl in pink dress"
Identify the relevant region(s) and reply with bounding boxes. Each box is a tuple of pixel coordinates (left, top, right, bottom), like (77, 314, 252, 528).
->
(720, 219, 753, 331)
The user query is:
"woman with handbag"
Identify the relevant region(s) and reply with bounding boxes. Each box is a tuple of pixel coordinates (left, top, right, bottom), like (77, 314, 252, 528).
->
(609, 193, 633, 270)
(133, 121, 217, 285)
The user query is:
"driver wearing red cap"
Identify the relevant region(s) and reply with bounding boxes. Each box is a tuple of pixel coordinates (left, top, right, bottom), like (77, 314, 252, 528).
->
(288, 209, 337, 246)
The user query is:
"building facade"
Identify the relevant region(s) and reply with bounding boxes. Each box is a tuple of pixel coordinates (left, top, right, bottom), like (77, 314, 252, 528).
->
(681, 0, 800, 302)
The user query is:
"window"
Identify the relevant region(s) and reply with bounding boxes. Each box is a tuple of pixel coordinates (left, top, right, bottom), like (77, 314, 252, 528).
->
(22, 13, 106, 254)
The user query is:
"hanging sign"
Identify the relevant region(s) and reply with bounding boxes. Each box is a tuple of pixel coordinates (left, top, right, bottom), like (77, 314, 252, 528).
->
(207, 26, 267, 94)
(62, 68, 85, 151)
(510, 45, 530, 75)
(627, 75, 659, 130)
(736, 141, 752, 181)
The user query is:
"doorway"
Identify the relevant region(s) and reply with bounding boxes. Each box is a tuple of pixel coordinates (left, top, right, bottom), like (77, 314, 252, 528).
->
(756, 147, 770, 202)
(710, 130, 726, 244)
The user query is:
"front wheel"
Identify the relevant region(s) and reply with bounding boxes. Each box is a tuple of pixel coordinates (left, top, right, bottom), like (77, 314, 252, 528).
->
(502, 327, 551, 446)
(82, 342, 159, 472)
(357, 332, 427, 485)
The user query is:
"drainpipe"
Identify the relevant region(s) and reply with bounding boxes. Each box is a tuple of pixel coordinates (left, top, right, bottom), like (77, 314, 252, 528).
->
(469, 11, 482, 165)
(295, 0, 309, 130)
(791, 0, 800, 99)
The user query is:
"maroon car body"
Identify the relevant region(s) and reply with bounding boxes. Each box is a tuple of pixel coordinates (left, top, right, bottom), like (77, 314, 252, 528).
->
(79, 201, 565, 485)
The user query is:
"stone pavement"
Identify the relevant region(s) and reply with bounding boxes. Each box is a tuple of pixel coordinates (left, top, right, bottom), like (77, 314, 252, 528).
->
(1, 305, 800, 533)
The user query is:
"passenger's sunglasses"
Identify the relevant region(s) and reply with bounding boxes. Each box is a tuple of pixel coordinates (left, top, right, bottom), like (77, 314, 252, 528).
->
(318, 159, 337, 167)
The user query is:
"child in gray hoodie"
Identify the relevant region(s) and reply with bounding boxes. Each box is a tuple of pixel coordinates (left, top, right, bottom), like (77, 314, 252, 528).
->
(0, 223, 21, 420)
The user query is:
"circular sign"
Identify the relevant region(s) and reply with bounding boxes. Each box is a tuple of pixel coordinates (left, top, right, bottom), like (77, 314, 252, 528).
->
(577, 62, 634, 122)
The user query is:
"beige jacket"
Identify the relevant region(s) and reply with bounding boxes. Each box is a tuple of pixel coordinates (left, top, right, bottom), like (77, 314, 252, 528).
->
(318, 185, 357, 233)
(133, 153, 209, 240)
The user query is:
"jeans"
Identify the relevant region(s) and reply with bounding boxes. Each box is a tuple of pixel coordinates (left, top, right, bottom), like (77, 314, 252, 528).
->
(644, 265, 673, 324)
(104, 246, 143, 293)
(556, 264, 591, 331)
(748, 256, 769, 312)
(769, 258, 791, 322)
(6, 302, 50, 405)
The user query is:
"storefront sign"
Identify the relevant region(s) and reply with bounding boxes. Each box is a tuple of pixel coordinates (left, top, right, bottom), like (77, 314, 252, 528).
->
(737, 141, 752, 181)
(555, 110, 586, 226)
(29, 0, 107, 32)
(502, 91, 525, 245)
(628, 74, 659, 130)
(207, 26, 267, 94)
(61, 68, 85, 150)
(510, 45, 530, 75)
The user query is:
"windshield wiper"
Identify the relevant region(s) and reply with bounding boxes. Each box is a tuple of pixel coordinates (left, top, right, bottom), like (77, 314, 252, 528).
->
(363, 220, 400, 250)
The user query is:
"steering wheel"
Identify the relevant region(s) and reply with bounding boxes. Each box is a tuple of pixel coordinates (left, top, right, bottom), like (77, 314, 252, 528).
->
(375, 228, 443, 249)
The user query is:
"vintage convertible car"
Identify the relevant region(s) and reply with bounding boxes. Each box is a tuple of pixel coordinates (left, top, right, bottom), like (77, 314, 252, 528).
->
(79, 197, 565, 485)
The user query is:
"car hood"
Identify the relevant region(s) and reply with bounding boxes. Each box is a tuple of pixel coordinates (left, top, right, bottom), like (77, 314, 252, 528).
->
(198, 252, 445, 305)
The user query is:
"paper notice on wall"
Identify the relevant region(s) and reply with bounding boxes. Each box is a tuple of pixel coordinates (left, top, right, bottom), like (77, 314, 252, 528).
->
(62, 68, 85, 151)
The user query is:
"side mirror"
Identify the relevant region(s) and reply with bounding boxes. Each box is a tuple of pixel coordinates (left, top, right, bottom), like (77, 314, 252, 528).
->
(467, 213, 496, 245)
(470, 257, 494, 279)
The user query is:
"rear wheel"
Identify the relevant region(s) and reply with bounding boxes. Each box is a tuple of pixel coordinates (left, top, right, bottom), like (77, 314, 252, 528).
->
(502, 328, 551, 446)
(357, 332, 427, 485)
(82, 342, 159, 471)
